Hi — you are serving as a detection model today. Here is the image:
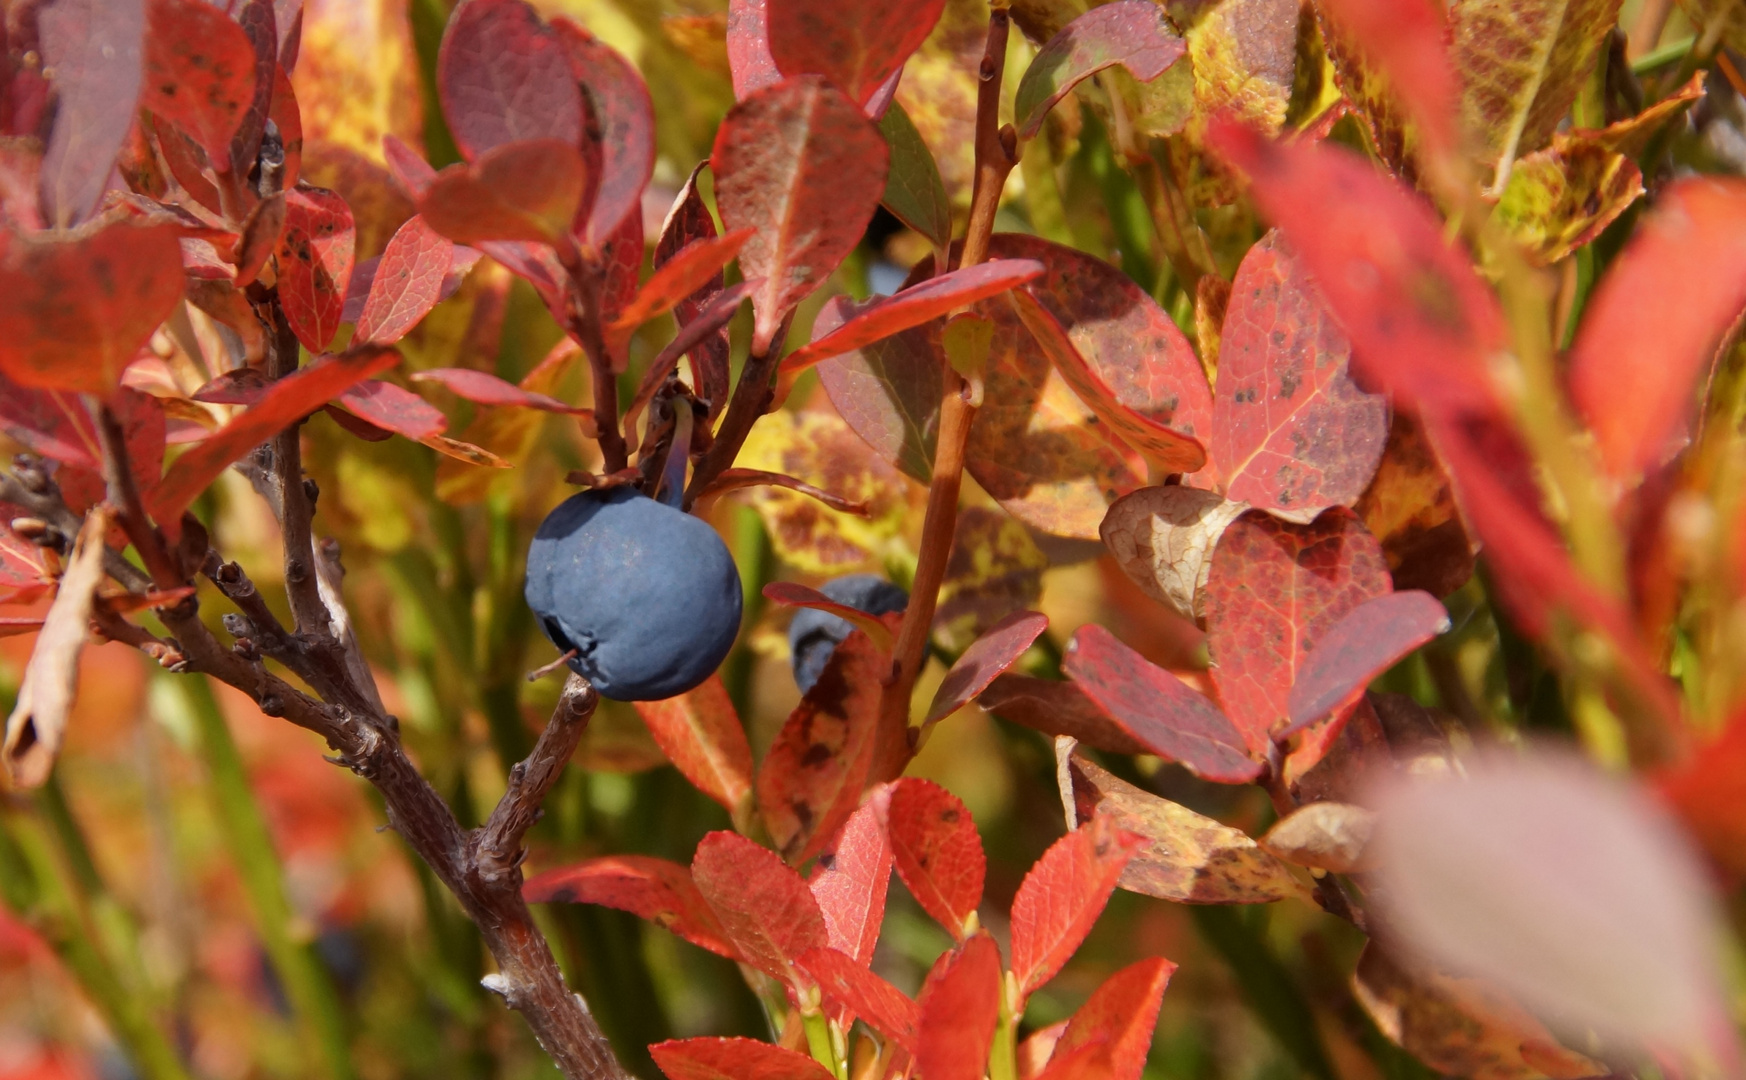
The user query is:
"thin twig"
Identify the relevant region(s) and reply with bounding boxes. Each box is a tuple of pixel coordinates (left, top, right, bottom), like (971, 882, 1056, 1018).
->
(479, 675, 597, 884)
(91, 401, 183, 590)
(684, 314, 793, 507)
(259, 304, 331, 643)
(878, 7, 1016, 770)
(558, 243, 628, 474)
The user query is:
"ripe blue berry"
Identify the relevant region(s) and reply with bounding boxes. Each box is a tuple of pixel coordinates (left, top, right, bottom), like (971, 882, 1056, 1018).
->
(525, 488, 742, 701)
(788, 574, 909, 693)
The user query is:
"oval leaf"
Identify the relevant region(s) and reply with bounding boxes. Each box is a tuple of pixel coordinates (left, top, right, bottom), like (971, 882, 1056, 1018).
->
(418, 138, 588, 247)
(883, 778, 986, 939)
(691, 831, 829, 986)
(411, 367, 591, 415)
(436, 0, 583, 161)
(143, 0, 258, 168)
(1014, 1, 1187, 138)
(651, 1037, 835, 1080)
(796, 947, 918, 1051)
(523, 855, 739, 959)
(915, 932, 1003, 1080)
(336, 379, 447, 440)
(1283, 590, 1450, 736)
(277, 185, 356, 353)
(1008, 815, 1143, 999)
(634, 675, 754, 820)
(355, 215, 453, 345)
(40, 0, 146, 228)
(808, 799, 892, 966)
(766, 0, 947, 108)
(926, 610, 1049, 724)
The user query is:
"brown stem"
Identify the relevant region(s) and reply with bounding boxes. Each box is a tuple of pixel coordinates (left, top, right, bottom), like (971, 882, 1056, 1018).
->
(558, 243, 628, 474)
(479, 675, 597, 884)
(877, 7, 1016, 765)
(683, 318, 790, 508)
(261, 305, 330, 643)
(91, 401, 183, 590)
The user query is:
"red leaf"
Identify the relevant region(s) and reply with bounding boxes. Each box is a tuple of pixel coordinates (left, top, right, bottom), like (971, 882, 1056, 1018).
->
(975, 674, 1152, 757)
(1658, 708, 1746, 883)
(691, 831, 829, 986)
(926, 610, 1049, 724)
(816, 295, 942, 483)
(334, 380, 446, 440)
(808, 799, 892, 966)
(712, 75, 888, 354)
(1063, 625, 1261, 784)
(0, 534, 48, 598)
(146, 345, 400, 525)
(634, 675, 754, 819)
(418, 139, 588, 247)
(655, 163, 732, 415)
(1013, 1, 1186, 138)
(0, 618, 45, 639)
(39, 0, 145, 227)
(623, 282, 757, 437)
(56, 387, 166, 514)
(142, 0, 258, 170)
(383, 133, 437, 198)
(552, 20, 654, 244)
(355, 216, 453, 345)
(796, 947, 918, 1051)
(276, 185, 356, 353)
(1009, 290, 1206, 474)
(523, 855, 739, 959)
(1283, 591, 1449, 736)
(915, 932, 1002, 1080)
(726, 0, 782, 101)
(1568, 178, 1746, 481)
(756, 627, 891, 863)
(411, 368, 591, 414)
(0, 222, 183, 394)
(1314, 0, 1456, 159)
(651, 1037, 835, 1080)
(608, 230, 753, 346)
(766, 0, 947, 108)
(0, 374, 101, 469)
(1036, 957, 1176, 1080)
(226, 0, 277, 177)
(1008, 815, 1144, 999)
(762, 582, 897, 650)
(1202, 508, 1392, 754)
(1213, 231, 1389, 516)
(782, 259, 1047, 375)
(597, 206, 645, 324)
(883, 778, 986, 939)
(436, 0, 583, 162)
(1208, 124, 1503, 417)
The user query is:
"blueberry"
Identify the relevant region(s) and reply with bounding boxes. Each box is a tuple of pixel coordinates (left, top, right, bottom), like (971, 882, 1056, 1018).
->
(788, 574, 909, 693)
(526, 488, 743, 701)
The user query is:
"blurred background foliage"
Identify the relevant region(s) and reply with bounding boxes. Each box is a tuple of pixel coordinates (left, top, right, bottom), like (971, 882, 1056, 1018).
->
(0, 0, 1742, 1076)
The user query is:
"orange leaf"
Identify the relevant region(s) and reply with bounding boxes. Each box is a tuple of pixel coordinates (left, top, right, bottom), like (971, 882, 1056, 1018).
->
(633, 676, 754, 821)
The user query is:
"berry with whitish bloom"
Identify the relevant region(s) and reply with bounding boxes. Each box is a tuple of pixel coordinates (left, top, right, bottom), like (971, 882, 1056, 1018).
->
(525, 488, 742, 701)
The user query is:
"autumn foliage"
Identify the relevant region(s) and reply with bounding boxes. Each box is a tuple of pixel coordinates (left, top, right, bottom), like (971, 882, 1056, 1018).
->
(1, 0, 1745, 1078)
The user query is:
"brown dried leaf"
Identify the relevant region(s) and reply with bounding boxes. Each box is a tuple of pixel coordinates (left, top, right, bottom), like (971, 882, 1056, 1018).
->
(3, 509, 110, 788)
(1100, 485, 1249, 622)
(1058, 744, 1308, 904)
(1259, 801, 1375, 873)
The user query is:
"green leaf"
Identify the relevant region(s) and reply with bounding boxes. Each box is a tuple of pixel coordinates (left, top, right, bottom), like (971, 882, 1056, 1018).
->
(877, 101, 953, 253)
(1492, 138, 1644, 266)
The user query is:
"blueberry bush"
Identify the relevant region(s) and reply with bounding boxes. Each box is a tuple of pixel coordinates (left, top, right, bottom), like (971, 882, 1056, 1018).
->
(1, 0, 1745, 1078)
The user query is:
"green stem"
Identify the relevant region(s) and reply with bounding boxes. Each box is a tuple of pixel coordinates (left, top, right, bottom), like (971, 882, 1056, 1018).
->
(802, 1010, 843, 1079)
(987, 976, 1019, 1080)
(1, 801, 192, 1080)
(174, 675, 358, 1080)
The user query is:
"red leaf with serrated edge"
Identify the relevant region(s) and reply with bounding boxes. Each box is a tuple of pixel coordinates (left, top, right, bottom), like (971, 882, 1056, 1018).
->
(712, 75, 888, 354)
(726, 0, 781, 100)
(1214, 231, 1389, 516)
(1568, 179, 1746, 481)
(39, 0, 145, 228)
(1283, 591, 1449, 737)
(142, 0, 257, 170)
(1036, 957, 1176, 1080)
(419, 139, 588, 247)
(607, 230, 753, 345)
(355, 216, 452, 345)
(692, 831, 829, 986)
(523, 855, 739, 960)
(0, 222, 183, 394)
(766, 0, 946, 108)
(884, 778, 986, 939)
(1013, 2, 1185, 138)
(809, 799, 891, 965)
(782, 260, 1047, 375)
(757, 627, 892, 864)
(926, 610, 1049, 724)
(276, 186, 355, 353)
(1063, 626, 1261, 784)
(146, 345, 400, 525)
(976, 675, 1152, 757)
(634, 676, 754, 819)
(1315, 0, 1456, 158)
(656, 163, 732, 416)
(437, 0, 583, 162)
(334, 380, 446, 440)
(915, 932, 1002, 1080)
(762, 582, 897, 650)
(552, 20, 653, 244)
(796, 947, 918, 1051)
(411, 368, 591, 414)
(1202, 508, 1391, 754)
(651, 1037, 835, 1080)
(1009, 815, 1144, 1000)
(1208, 124, 1503, 418)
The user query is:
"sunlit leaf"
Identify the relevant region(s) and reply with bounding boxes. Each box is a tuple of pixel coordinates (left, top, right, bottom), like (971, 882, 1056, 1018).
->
(877, 101, 952, 252)
(143, 0, 258, 170)
(418, 138, 589, 246)
(883, 778, 986, 938)
(1013, 1, 1185, 138)
(39, 0, 146, 228)
(915, 933, 1002, 1080)
(1008, 814, 1143, 998)
(1492, 139, 1643, 266)
(651, 1037, 835, 1080)
(437, 0, 582, 160)
(523, 855, 740, 959)
(1100, 485, 1250, 622)
(553, 19, 654, 244)
(692, 830, 829, 985)
(277, 184, 357, 352)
